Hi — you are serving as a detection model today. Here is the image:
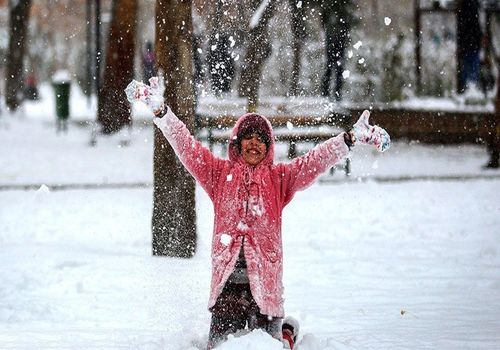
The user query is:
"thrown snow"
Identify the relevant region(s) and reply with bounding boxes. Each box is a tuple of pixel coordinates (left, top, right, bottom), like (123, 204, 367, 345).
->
(384, 17, 392, 26)
(353, 41, 362, 50)
(250, 0, 271, 29)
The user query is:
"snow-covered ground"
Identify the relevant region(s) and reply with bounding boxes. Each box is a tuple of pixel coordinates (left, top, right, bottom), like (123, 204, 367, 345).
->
(1, 86, 499, 349)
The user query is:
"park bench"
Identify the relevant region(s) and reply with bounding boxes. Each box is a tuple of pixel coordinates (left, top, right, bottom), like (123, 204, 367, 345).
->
(193, 100, 495, 176)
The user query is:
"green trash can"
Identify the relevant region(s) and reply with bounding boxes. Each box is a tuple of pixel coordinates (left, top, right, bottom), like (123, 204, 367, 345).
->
(53, 81, 70, 119)
(52, 70, 71, 133)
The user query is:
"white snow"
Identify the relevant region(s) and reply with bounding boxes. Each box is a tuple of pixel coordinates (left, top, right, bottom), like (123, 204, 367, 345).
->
(384, 17, 392, 26)
(215, 330, 283, 349)
(1, 86, 500, 349)
(52, 70, 71, 83)
(220, 234, 232, 247)
(250, 0, 271, 29)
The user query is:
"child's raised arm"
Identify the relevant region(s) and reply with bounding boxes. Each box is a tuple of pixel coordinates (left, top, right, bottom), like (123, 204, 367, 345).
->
(125, 78, 224, 200)
(280, 110, 390, 203)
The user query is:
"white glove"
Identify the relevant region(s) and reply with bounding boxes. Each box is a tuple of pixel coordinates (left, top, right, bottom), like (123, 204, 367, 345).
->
(350, 110, 390, 152)
(124, 76, 165, 115)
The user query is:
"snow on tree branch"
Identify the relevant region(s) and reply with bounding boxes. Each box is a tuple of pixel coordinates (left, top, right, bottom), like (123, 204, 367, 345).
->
(250, 0, 271, 29)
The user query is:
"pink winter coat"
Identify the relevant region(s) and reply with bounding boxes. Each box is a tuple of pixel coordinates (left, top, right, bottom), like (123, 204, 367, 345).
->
(154, 109, 349, 317)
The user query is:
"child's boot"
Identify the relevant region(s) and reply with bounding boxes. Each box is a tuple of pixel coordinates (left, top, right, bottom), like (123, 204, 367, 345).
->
(282, 316, 299, 349)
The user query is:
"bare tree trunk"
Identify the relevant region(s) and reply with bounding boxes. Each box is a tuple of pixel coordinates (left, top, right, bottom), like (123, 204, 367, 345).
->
(152, 0, 197, 257)
(5, 0, 32, 111)
(97, 0, 137, 134)
(484, 13, 499, 169)
(485, 58, 500, 168)
(288, 0, 306, 96)
(238, 0, 277, 112)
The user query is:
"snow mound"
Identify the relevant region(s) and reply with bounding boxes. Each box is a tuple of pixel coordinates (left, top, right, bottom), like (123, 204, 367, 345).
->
(216, 329, 283, 349)
(52, 69, 71, 83)
(213, 330, 336, 350)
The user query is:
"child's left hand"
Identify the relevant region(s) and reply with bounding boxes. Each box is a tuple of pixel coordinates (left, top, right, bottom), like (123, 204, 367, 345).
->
(349, 110, 390, 152)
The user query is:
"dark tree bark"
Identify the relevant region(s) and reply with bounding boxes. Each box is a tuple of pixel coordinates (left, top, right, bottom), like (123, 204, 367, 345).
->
(5, 0, 32, 111)
(238, 0, 277, 112)
(484, 12, 500, 169)
(97, 0, 137, 134)
(485, 57, 500, 168)
(152, 0, 197, 257)
(288, 0, 306, 96)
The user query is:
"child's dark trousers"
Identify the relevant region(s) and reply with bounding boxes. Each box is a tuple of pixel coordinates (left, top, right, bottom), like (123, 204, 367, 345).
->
(207, 281, 282, 349)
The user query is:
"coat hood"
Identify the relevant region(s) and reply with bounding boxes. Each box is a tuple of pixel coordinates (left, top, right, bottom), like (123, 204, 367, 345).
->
(228, 113, 274, 165)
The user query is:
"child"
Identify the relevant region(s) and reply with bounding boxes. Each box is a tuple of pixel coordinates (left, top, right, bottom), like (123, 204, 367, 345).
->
(126, 78, 390, 349)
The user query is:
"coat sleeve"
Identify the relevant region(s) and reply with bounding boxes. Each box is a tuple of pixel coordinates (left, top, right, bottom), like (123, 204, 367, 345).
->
(279, 133, 349, 205)
(153, 108, 224, 200)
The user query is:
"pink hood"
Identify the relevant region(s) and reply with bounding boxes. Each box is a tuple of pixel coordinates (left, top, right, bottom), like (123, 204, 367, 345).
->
(154, 109, 349, 317)
(228, 113, 275, 165)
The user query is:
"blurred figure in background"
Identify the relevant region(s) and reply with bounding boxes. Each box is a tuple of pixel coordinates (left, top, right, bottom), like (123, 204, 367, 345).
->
(24, 72, 39, 101)
(142, 41, 156, 82)
(456, 0, 482, 94)
(321, 0, 353, 101)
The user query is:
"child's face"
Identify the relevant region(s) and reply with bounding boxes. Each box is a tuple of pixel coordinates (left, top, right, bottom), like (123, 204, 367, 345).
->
(240, 133, 268, 166)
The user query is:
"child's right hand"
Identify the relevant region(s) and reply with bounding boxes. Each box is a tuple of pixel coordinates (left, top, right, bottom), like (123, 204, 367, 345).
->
(124, 77, 165, 116)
